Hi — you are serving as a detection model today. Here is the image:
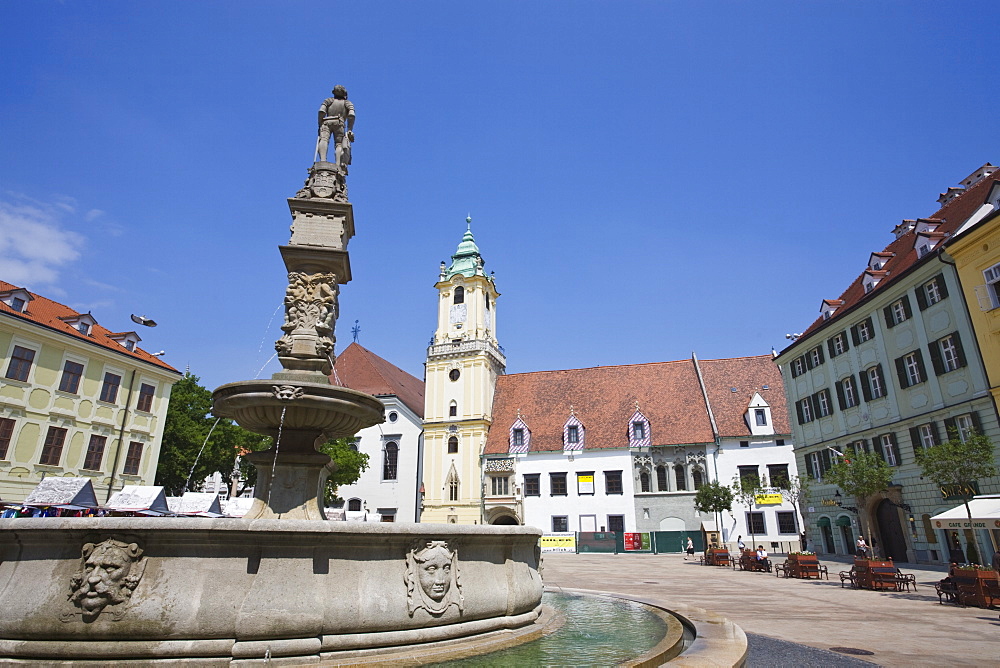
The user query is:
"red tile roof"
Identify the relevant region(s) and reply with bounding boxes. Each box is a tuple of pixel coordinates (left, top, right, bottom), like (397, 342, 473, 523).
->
(0, 281, 179, 373)
(483, 354, 787, 454)
(778, 167, 1000, 355)
(331, 342, 424, 417)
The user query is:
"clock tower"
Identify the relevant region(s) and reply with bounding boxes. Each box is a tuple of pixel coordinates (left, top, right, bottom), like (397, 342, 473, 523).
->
(421, 218, 505, 524)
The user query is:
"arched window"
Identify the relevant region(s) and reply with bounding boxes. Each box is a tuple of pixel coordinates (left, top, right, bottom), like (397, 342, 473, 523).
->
(674, 465, 687, 491)
(454, 286, 465, 304)
(692, 468, 704, 490)
(449, 401, 457, 417)
(348, 498, 362, 512)
(383, 442, 398, 480)
(639, 470, 650, 492)
(448, 474, 460, 501)
(448, 436, 458, 453)
(656, 465, 668, 491)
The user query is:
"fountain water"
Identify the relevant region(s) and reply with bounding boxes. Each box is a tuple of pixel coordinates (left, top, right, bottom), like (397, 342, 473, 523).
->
(0, 87, 545, 665)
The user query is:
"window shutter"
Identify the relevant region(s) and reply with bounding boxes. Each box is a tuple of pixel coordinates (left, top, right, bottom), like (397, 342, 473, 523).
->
(827, 338, 836, 358)
(820, 448, 831, 472)
(908, 427, 921, 454)
(930, 421, 941, 445)
(860, 372, 872, 402)
(806, 352, 814, 370)
(928, 340, 944, 376)
(795, 400, 804, 425)
(952, 331, 967, 368)
(817, 347, 825, 364)
(875, 364, 884, 393)
(937, 273, 949, 299)
(914, 350, 927, 383)
(970, 411, 982, 435)
(873, 437, 884, 460)
(894, 356, 909, 389)
(835, 380, 846, 410)
(915, 284, 929, 311)
(851, 324, 860, 346)
(943, 417, 957, 439)
(902, 295, 913, 319)
(842, 331, 850, 351)
(883, 305, 896, 328)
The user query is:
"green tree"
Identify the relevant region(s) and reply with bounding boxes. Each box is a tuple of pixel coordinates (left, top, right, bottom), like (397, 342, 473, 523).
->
(825, 450, 893, 556)
(319, 437, 370, 505)
(732, 473, 766, 549)
(916, 429, 997, 565)
(693, 480, 734, 544)
(156, 373, 268, 496)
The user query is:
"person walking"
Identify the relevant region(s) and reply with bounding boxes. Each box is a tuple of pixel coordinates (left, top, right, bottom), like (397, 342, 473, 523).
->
(737, 535, 746, 552)
(685, 537, 694, 560)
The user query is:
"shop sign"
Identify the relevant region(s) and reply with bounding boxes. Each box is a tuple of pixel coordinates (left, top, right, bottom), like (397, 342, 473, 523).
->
(624, 532, 650, 551)
(820, 499, 839, 506)
(933, 518, 1000, 530)
(755, 493, 783, 505)
(577, 474, 594, 494)
(940, 481, 980, 501)
(540, 532, 576, 553)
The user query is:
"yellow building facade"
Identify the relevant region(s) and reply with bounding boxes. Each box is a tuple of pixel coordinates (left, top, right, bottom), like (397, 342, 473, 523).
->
(948, 195, 1000, 409)
(0, 283, 180, 503)
(421, 222, 504, 524)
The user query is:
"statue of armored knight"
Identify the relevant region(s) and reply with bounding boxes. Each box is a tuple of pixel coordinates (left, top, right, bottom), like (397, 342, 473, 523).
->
(315, 85, 355, 171)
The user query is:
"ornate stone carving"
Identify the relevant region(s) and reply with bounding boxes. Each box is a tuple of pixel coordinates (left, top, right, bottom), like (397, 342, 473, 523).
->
(63, 537, 145, 622)
(272, 385, 304, 402)
(295, 163, 348, 202)
(405, 540, 463, 617)
(275, 271, 339, 365)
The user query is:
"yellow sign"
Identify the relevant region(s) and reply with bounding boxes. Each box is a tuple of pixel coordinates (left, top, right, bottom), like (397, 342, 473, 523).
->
(540, 533, 576, 553)
(755, 493, 783, 505)
(578, 475, 594, 483)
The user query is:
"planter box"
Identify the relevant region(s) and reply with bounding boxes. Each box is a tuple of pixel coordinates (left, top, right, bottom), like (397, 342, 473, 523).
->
(953, 569, 1000, 608)
(853, 559, 897, 590)
(787, 554, 820, 579)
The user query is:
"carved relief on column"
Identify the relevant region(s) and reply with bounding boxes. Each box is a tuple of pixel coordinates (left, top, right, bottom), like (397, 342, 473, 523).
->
(275, 271, 339, 371)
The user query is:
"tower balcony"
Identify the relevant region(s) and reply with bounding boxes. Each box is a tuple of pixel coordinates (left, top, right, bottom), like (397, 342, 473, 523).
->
(427, 339, 506, 366)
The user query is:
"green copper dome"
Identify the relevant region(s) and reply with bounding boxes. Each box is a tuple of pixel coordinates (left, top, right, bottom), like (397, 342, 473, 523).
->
(444, 218, 485, 280)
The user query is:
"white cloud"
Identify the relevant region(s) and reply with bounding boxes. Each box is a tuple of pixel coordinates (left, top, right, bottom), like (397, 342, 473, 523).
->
(0, 200, 84, 287)
(84, 208, 104, 222)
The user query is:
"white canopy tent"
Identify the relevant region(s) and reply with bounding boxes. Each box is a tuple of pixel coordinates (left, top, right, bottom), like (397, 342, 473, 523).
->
(166, 492, 224, 517)
(22, 477, 99, 510)
(929, 494, 1000, 531)
(106, 486, 170, 516)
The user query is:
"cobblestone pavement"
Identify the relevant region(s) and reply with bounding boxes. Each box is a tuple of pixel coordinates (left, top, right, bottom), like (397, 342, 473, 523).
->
(540, 552, 1000, 667)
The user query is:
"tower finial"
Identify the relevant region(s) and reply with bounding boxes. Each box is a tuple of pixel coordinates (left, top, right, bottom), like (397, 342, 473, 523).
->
(466, 214, 472, 229)
(516, 408, 522, 419)
(570, 404, 575, 417)
(634, 400, 640, 412)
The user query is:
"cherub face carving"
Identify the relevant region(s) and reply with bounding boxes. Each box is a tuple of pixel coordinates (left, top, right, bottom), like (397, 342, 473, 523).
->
(405, 540, 463, 616)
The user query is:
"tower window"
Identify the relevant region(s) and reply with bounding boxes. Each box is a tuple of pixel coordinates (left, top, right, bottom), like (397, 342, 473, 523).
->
(453, 286, 465, 304)
(449, 369, 460, 382)
(448, 436, 458, 453)
(449, 401, 457, 417)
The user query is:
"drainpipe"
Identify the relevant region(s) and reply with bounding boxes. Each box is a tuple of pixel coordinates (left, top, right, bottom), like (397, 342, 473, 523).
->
(106, 368, 137, 503)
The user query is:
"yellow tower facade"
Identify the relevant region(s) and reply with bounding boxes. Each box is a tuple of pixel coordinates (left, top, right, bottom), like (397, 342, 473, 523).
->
(421, 220, 504, 524)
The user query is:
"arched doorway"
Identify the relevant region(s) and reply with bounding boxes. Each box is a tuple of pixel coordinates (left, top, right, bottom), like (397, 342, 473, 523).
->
(876, 499, 908, 562)
(490, 515, 519, 525)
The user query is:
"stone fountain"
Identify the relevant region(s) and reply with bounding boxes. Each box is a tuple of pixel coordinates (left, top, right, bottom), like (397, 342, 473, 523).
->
(0, 87, 545, 666)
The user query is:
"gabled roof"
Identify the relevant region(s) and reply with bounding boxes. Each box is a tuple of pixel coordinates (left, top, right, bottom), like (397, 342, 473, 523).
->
(778, 167, 1000, 355)
(331, 342, 424, 417)
(0, 280, 179, 373)
(483, 354, 787, 454)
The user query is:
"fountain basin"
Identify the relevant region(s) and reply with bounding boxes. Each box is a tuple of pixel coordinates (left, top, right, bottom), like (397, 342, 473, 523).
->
(0, 518, 543, 664)
(212, 379, 385, 440)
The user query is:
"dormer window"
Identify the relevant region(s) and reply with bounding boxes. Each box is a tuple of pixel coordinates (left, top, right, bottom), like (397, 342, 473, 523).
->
(0, 288, 33, 313)
(755, 409, 767, 426)
(60, 313, 98, 337)
(820, 299, 843, 321)
(628, 410, 650, 447)
(509, 417, 530, 454)
(563, 414, 584, 451)
(747, 392, 774, 436)
(108, 331, 142, 352)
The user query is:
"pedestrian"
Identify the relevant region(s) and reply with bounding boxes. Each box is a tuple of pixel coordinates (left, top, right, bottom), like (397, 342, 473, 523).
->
(737, 535, 746, 552)
(685, 537, 694, 560)
(856, 535, 869, 558)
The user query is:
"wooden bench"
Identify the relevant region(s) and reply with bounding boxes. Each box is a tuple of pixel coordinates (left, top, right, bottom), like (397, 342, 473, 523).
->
(737, 549, 771, 572)
(701, 549, 732, 567)
(895, 569, 917, 592)
(934, 578, 960, 605)
(776, 553, 826, 579)
(839, 568, 857, 589)
(852, 559, 898, 591)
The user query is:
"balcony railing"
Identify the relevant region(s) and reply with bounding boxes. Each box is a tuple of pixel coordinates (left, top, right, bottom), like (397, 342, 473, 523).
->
(427, 339, 506, 363)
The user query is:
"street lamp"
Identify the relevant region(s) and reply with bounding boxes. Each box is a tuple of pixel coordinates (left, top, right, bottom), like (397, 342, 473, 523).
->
(833, 490, 859, 514)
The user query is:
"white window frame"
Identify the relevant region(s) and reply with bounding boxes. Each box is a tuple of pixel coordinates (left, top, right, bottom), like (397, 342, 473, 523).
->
(800, 398, 813, 422)
(867, 366, 885, 399)
(940, 336, 960, 372)
(792, 358, 805, 376)
(832, 334, 846, 356)
(982, 262, 1000, 310)
(856, 320, 872, 342)
(891, 300, 907, 325)
(880, 434, 898, 466)
(904, 352, 923, 386)
(924, 279, 942, 306)
(843, 377, 858, 408)
(807, 452, 822, 481)
(918, 424, 936, 448)
(809, 348, 822, 367)
(955, 414, 975, 442)
(755, 408, 767, 426)
(816, 391, 831, 417)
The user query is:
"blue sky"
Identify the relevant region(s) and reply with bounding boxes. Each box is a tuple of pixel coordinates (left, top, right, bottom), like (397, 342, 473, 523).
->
(2, 2, 998, 391)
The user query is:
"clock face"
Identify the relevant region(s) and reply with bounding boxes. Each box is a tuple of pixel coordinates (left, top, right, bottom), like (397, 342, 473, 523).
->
(450, 303, 467, 324)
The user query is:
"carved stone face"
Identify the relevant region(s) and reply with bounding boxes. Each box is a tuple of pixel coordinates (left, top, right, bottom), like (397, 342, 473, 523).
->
(68, 539, 144, 621)
(417, 546, 452, 601)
